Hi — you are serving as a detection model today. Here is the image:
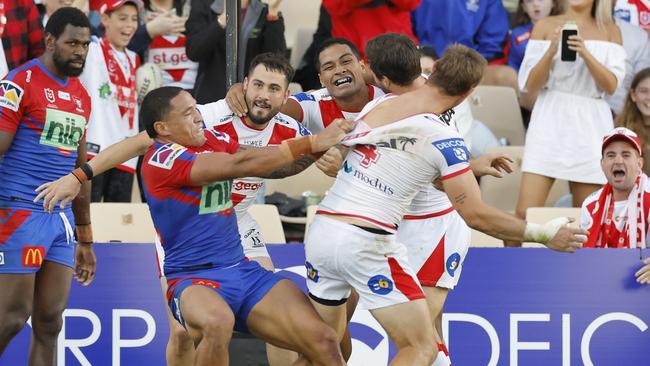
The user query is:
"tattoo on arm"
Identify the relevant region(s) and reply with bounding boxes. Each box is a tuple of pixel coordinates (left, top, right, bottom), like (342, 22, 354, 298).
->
(454, 193, 467, 205)
(264, 155, 315, 179)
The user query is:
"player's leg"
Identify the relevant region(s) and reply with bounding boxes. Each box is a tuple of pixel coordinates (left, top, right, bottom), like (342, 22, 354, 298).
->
(160, 278, 194, 366)
(569, 181, 602, 207)
(177, 285, 236, 366)
(0, 274, 34, 354)
(245, 278, 345, 366)
(423, 287, 451, 366)
(340, 289, 359, 361)
(509, 172, 555, 246)
(29, 261, 73, 365)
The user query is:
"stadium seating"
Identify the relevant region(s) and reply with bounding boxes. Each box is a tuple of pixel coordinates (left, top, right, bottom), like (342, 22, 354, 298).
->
(90, 203, 156, 242)
(523, 207, 582, 247)
(479, 146, 570, 212)
(248, 204, 287, 243)
(470, 228, 503, 247)
(281, 0, 320, 67)
(266, 164, 335, 199)
(468, 85, 525, 145)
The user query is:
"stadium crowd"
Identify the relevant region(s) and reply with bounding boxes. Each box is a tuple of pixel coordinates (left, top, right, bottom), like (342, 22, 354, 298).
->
(0, 0, 649, 365)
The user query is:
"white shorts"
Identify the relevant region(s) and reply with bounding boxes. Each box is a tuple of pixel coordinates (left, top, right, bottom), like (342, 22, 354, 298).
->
(153, 212, 271, 278)
(305, 215, 425, 310)
(237, 212, 270, 259)
(397, 209, 470, 289)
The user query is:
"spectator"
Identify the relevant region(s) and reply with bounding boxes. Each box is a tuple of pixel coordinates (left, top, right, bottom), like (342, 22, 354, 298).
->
(508, 0, 563, 73)
(80, 0, 140, 202)
(617, 68, 650, 171)
(186, 0, 286, 104)
(127, 2, 187, 57)
(580, 127, 648, 248)
(613, 0, 650, 34)
(323, 0, 419, 59)
(1, 0, 45, 70)
(42, 0, 90, 25)
(513, 0, 625, 246)
(607, 13, 650, 115)
(418, 45, 437, 76)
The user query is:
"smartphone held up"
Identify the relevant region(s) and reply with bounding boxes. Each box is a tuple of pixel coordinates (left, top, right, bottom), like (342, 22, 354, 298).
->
(561, 21, 578, 62)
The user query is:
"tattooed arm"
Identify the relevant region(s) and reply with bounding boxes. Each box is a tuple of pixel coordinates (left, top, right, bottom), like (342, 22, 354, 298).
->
(236, 144, 317, 179)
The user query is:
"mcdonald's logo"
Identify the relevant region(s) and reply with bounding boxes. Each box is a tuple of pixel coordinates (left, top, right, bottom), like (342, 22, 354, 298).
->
(22, 246, 45, 267)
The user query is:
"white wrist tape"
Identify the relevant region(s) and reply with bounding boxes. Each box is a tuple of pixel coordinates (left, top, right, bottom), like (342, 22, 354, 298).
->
(524, 217, 570, 244)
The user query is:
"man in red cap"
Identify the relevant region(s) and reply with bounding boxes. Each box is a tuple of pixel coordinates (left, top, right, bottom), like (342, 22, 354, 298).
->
(580, 127, 650, 282)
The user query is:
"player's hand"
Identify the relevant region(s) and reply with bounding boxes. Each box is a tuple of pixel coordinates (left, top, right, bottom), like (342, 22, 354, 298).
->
(34, 174, 82, 213)
(312, 118, 356, 152)
(225, 83, 247, 117)
(545, 218, 586, 253)
(315, 147, 344, 177)
(635, 258, 650, 285)
(74, 244, 96, 286)
(470, 153, 514, 178)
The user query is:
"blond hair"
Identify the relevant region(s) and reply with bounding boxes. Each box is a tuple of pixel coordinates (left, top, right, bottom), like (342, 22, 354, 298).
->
(426, 44, 486, 96)
(593, 0, 614, 29)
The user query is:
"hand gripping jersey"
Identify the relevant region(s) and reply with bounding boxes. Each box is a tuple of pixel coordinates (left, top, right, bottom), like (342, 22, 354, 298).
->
(141, 130, 245, 276)
(290, 85, 384, 133)
(198, 100, 311, 216)
(0, 58, 91, 210)
(318, 96, 471, 232)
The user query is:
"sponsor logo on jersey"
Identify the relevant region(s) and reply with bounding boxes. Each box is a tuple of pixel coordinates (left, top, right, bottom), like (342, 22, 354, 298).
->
(191, 278, 221, 289)
(149, 144, 187, 169)
(367, 275, 393, 295)
(22, 246, 45, 267)
(293, 93, 316, 102)
(0, 251, 4, 266)
(342, 161, 395, 195)
(439, 108, 455, 125)
(0, 80, 24, 112)
(40, 109, 87, 151)
(199, 180, 233, 215)
(305, 261, 319, 282)
(44, 88, 56, 104)
(342, 130, 370, 142)
(353, 145, 381, 167)
(243, 228, 265, 247)
(642, 11, 650, 25)
(58, 91, 71, 101)
(233, 181, 264, 191)
(446, 253, 461, 277)
(432, 138, 470, 166)
(73, 96, 84, 112)
(375, 137, 417, 151)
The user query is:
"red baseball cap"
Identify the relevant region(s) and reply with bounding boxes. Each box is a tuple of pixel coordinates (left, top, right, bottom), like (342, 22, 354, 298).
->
(99, 0, 139, 14)
(602, 127, 643, 156)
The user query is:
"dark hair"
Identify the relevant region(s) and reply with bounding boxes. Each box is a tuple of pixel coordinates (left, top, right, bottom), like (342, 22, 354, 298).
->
(45, 7, 91, 38)
(427, 44, 486, 96)
(247, 52, 295, 86)
(315, 37, 361, 70)
(141, 86, 185, 138)
(616, 68, 650, 150)
(513, 0, 565, 27)
(419, 45, 438, 61)
(365, 33, 421, 86)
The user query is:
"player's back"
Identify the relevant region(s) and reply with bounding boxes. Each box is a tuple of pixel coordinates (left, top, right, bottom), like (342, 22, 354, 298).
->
(0, 59, 91, 211)
(141, 130, 244, 276)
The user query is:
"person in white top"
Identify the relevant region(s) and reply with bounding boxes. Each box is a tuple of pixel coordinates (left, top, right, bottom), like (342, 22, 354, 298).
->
(80, 0, 140, 202)
(579, 127, 650, 283)
(514, 0, 626, 245)
(307, 44, 587, 366)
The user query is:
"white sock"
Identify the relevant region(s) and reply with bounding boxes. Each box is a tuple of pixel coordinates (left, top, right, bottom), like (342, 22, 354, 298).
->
(432, 343, 452, 366)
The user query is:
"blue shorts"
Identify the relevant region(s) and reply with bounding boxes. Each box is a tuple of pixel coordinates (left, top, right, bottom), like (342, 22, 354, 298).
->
(0, 207, 76, 273)
(166, 260, 283, 333)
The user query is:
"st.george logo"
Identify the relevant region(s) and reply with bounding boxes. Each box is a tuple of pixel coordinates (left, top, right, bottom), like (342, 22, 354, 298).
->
(40, 109, 87, 151)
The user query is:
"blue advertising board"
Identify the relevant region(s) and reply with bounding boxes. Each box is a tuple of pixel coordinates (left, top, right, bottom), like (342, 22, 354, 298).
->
(1, 244, 648, 365)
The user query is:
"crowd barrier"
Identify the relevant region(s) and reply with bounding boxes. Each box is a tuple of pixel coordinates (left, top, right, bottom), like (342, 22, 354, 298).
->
(1, 244, 648, 365)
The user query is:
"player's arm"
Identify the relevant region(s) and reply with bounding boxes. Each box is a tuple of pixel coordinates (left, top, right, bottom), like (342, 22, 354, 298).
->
(35, 131, 153, 211)
(190, 119, 354, 185)
(442, 170, 586, 252)
(315, 145, 349, 177)
(72, 137, 96, 286)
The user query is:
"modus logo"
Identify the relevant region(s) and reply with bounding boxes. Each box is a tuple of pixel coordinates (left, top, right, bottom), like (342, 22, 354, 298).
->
(342, 161, 394, 195)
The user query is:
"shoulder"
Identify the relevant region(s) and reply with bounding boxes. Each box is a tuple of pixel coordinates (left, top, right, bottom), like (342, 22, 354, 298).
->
(272, 113, 311, 136)
(369, 85, 385, 100)
(147, 142, 192, 170)
(292, 88, 330, 103)
(582, 189, 603, 208)
(605, 22, 623, 44)
(0, 62, 37, 112)
(204, 129, 237, 149)
(197, 100, 235, 128)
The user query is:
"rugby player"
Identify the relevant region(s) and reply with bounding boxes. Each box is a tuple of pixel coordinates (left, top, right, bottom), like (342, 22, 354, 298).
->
(305, 44, 587, 366)
(0, 8, 95, 363)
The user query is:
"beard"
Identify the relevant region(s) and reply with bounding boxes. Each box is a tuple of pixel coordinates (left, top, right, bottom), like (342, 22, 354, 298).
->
(245, 97, 279, 125)
(53, 48, 85, 77)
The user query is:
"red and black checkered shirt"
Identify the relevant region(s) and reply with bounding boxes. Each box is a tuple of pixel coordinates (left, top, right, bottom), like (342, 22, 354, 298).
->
(1, 0, 44, 71)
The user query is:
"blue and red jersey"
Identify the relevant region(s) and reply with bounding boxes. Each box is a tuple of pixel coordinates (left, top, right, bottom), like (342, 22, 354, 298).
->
(142, 129, 245, 276)
(0, 58, 91, 211)
(507, 23, 533, 72)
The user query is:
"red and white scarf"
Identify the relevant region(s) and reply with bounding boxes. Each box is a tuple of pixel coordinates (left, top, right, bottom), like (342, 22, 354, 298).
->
(585, 173, 649, 248)
(100, 37, 137, 129)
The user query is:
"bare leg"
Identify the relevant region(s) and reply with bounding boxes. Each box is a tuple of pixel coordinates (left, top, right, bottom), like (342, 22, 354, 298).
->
(371, 299, 436, 366)
(340, 289, 359, 361)
(507, 172, 555, 247)
(569, 182, 602, 207)
(0, 274, 34, 354)
(246, 280, 345, 366)
(160, 278, 194, 366)
(180, 285, 235, 366)
(423, 287, 449, 345)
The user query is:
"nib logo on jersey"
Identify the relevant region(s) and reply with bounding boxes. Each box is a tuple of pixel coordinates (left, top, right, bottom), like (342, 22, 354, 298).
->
(40, 109, 87, 151)
(342, 160, 395, 196)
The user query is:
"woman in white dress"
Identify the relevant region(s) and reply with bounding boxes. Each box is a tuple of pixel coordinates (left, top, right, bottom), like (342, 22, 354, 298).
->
(513, 0, 626, 245)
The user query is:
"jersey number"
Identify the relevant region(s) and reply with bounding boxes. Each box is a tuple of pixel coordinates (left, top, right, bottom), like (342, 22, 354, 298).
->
(199, 180, 233, 215)
(353, 145, 381, 168)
